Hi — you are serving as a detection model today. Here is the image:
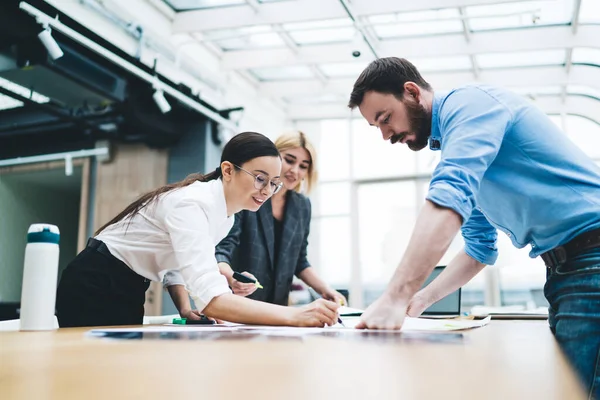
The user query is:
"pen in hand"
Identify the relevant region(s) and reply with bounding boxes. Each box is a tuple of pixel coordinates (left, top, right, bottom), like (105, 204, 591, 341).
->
(336, 298, 345, 327)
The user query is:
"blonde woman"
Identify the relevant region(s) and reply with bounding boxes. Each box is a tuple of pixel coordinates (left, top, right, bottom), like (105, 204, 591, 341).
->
(165, 131, 345, 318)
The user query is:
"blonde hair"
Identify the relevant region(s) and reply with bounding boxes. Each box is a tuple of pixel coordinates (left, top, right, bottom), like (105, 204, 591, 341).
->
(274, 131, 318, 194)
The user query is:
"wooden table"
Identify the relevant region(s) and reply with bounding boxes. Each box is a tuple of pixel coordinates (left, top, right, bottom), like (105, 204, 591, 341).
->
(0, 320, 585, 400)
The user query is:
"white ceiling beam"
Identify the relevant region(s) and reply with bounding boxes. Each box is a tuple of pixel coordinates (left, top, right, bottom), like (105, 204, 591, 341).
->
(261, 65, 600, 98)
(245, 0, 260, 13)
(287, 96, 600, 125)
(221, 25, 600, 71)
(173, 0, 525, 33)
(572, 0, 582, 34)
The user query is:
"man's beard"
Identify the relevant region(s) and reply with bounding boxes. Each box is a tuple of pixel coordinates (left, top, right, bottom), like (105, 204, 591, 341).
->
(403, 97, 432, 151)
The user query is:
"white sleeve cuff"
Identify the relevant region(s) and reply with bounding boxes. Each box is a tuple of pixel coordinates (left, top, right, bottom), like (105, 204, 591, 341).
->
(162, 270, 186, 288)
(189, 273, 231, 312)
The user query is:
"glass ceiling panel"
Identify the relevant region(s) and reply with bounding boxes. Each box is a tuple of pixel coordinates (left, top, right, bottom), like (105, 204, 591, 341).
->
(318, 55, 471, 79)
(572, 48, 600, 66)
(214, 33, 284, 50)
(366, 8, 463, 39)
(203, 25, 286, 50)
(283, 93, 347, 105)
(203, 25, 273, 40)
(567, 85, 600, 99)
(250, 65, 314, 81)
(288, 27, 355, 45)
(163, 0, 244, 11)
(318, 62, 370, 78)
(467, 0, 573, 31)
(374, 20, 463, 39)
(410, 55, 472, 72)
(477, 49, 566, 69)
(579, 0, 600, 23)
(510, 85, 562, 96)
(282, 18, 352, 31)
(368, 8, 460, 24)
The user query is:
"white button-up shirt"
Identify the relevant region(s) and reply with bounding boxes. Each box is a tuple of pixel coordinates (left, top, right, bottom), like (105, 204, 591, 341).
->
(96, 179, 233, 312)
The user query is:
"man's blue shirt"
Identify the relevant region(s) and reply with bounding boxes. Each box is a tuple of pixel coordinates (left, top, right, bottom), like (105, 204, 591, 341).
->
(426, 85, 600, 265)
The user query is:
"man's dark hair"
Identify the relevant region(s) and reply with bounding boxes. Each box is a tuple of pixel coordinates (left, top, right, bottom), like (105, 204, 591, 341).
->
(348, 57, 432, 109)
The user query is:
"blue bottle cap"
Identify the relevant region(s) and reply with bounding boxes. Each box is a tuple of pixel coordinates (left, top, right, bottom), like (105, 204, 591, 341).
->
(27, 224, 60, 244)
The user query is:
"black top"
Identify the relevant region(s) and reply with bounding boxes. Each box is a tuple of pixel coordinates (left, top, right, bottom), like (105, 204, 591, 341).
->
(215, 190, 312, 306)
(273, 216, 284, 260)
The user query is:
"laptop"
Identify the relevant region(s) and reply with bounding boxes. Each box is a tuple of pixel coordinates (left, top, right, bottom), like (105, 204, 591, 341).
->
(421, 266, 461, 317)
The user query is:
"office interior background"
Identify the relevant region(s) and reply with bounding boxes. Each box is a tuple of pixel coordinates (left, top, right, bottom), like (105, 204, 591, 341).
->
(0, 0, 599, 314)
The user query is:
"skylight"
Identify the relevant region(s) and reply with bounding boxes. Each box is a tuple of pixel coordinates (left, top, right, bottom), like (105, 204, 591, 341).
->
(579, 0, 600, 23)
(477, 49, 566, 69)
(467, 0, 573, 31)
(250, 65, 314, 81)
(163, 0, 245, 11)
(368, 8, 463, 39)
(572, 47, 600, 66)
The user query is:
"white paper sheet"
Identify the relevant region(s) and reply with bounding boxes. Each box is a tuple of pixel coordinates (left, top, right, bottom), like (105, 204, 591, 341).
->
(87, 316, 490, 336)
(339, 316, 491, 331)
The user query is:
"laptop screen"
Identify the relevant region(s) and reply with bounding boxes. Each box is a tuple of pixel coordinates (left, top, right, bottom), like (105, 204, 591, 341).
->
(421, 266, 461, 316)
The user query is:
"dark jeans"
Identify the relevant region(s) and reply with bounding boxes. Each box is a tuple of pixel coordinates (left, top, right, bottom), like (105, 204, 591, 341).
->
(56, 240, 150, 327)
(544, 247, 600, 399)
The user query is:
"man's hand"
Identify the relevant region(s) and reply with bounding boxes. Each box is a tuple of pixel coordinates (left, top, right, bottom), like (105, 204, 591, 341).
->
(355, 292, 408, 330)
(228, 271, 259, 297)
(406, 291, 431, 318)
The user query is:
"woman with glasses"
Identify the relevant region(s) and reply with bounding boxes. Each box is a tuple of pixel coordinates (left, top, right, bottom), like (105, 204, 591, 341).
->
(56, 132, 340, 328)
(165, 131, 346, 320)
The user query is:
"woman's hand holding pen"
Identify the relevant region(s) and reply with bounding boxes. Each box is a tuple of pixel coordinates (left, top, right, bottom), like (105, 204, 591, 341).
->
(228, 271, 258, 297)
(320, 287, 347, 306)
(292, 298, 340, 327)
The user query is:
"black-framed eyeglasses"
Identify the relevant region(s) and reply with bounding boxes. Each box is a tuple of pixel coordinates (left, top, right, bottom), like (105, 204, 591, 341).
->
(233, 164, 284, 194)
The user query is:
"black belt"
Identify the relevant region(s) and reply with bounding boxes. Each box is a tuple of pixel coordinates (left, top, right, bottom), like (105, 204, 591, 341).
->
(86, 238, 150, 284)
(541, 228, 600, 269)
(87, 237, 113, 258)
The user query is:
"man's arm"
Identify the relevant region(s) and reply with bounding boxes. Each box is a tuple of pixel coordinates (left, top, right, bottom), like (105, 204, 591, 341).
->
(356, 200, 462, 329)
(357, 88, 508, 330)
(407, 250, 485, 317)
(408, 206, 497, 315)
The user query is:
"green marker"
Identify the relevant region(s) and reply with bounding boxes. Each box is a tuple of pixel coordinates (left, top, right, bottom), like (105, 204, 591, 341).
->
(172, 317, 215, 325)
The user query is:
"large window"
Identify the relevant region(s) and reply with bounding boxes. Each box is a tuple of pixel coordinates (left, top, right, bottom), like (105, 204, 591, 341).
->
(300, 113, 600, 310)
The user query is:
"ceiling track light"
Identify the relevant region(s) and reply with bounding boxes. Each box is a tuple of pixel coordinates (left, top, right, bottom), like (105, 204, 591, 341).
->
(19, 2, 238, 131)
(152, 88, 171, 114)
(37, 24, 64, 61)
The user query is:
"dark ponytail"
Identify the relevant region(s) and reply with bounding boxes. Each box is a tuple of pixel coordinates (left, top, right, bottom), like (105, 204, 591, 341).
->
(96, 131, 279, 234)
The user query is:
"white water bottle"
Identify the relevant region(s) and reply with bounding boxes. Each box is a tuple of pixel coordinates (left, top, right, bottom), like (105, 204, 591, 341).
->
(20, 224, 60, 331)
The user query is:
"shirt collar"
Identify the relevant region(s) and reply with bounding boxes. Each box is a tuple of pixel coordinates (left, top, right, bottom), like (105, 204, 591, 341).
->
(428, 91, 445, 151)
(210, 178, 232, 220)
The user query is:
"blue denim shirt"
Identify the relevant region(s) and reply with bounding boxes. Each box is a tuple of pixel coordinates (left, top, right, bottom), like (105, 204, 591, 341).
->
(426, 85, 600, 265)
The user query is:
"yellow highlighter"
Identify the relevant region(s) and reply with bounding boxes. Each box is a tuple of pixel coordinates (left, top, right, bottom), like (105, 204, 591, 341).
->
(232, 271, 263, 290)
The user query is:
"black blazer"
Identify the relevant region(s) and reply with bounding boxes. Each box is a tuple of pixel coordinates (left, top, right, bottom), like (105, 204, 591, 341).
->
(215, 190, 312, 306)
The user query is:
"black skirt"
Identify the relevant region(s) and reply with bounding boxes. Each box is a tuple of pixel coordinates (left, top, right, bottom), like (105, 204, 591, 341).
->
(56, 238, 151, 327)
